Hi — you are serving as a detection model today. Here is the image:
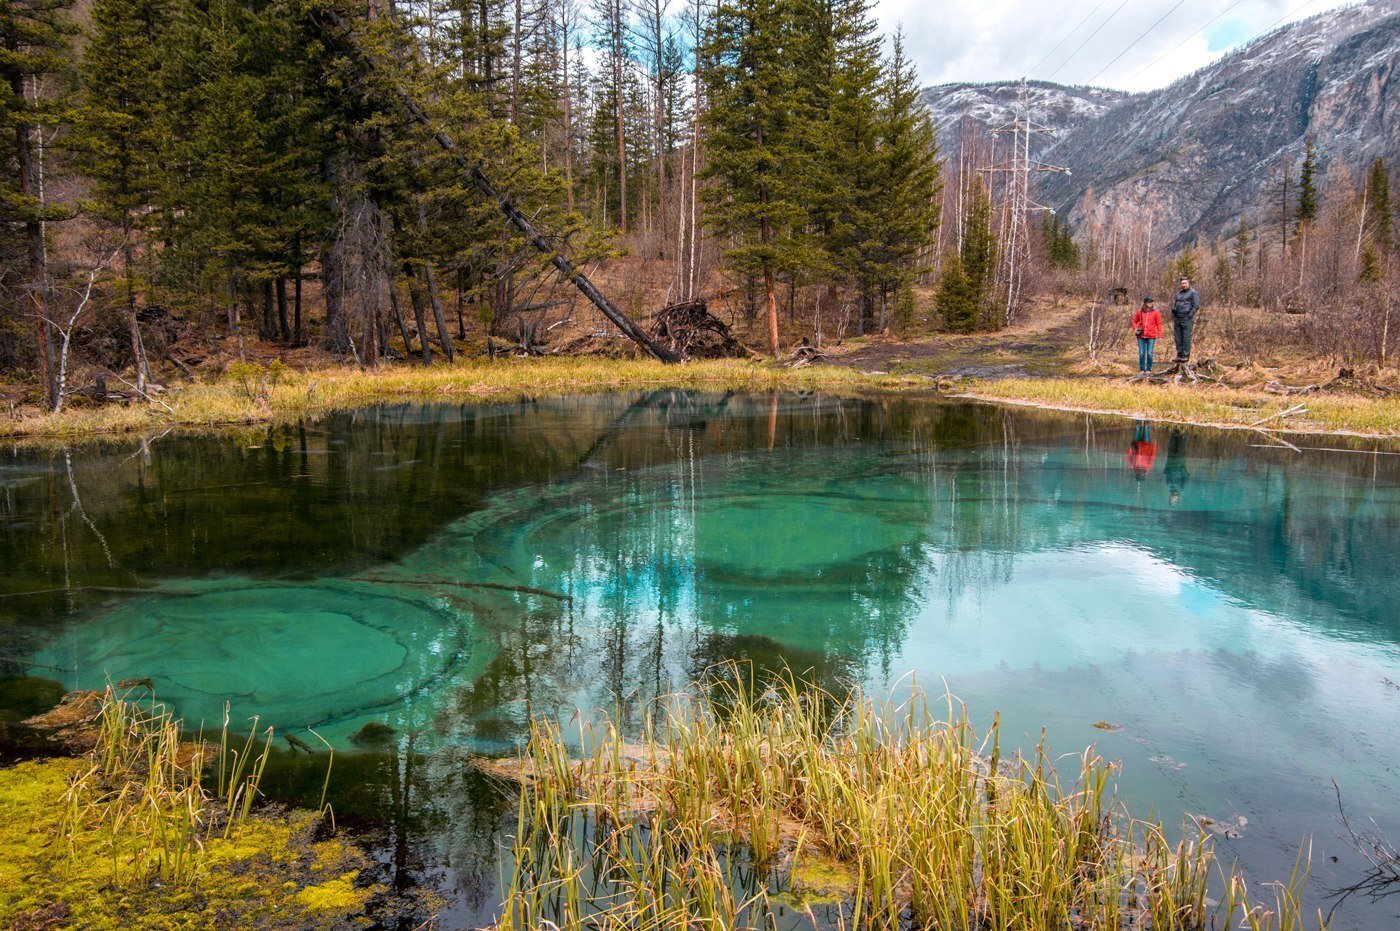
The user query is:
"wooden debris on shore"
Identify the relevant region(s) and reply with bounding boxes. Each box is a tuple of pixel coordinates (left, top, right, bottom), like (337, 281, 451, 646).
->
(786, 338, 827, 368)
(651, 299, 753, 359)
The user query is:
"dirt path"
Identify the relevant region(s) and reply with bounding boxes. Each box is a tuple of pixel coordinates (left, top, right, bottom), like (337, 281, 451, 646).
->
(826, 302, 1093, 377)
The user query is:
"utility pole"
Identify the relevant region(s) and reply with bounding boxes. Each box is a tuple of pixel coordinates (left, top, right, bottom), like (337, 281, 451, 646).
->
(980, 81, 1070, 326)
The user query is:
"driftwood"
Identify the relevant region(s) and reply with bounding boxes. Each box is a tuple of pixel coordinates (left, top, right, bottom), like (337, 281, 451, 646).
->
(1248, 403, 1307, 427)
(350, 575, 573, 602)
(1264, 381, 1320, 395)
(786, 339, 827, 368)
(652, 299, 752, 359)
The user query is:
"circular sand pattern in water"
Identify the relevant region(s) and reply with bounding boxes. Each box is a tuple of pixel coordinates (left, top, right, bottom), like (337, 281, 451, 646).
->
(35, 580, 473, 732)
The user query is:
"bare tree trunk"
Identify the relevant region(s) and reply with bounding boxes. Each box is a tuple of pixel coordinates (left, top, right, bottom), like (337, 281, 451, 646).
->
(293, 234, 304, 343)
(13, 73, 57, 408)
(276, 277, 290, 341)
(389, 281, 413, 352)
(561, 6, 575, 211)
(406, 266, 433, 364)
(424, 265, 455, 362)
(764, 267, 779, 357)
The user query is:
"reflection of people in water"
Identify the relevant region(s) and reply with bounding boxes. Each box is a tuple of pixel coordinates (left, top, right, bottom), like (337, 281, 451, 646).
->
(1126, 421, 1157, 480)
(1164, 429, 1190, 505)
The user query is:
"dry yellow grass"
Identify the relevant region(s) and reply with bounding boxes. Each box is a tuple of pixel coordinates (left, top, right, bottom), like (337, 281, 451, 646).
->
(962, 377, 1400, 437)
(6, 353, 1399, 444)
(0, 358, 925, 443)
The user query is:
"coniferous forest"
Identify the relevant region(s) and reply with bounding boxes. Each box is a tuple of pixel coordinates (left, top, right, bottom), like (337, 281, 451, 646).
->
(1, 0, 941, 408)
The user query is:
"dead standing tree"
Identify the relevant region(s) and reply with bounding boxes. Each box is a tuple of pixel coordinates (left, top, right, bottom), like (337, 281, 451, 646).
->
(315, 9, 682, 364)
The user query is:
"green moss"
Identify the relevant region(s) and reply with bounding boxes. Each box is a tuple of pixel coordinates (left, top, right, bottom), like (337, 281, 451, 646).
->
(781, 852, 858, 906)
(0, 759, 387, 929)
(295, 872, 374, 912)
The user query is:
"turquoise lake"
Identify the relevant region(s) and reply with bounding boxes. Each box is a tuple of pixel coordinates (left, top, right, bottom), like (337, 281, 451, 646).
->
(2, 392, 1398, 928)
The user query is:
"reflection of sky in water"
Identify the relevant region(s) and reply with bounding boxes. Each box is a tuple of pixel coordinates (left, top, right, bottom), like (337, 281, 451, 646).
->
(17, 397, 1400, 929)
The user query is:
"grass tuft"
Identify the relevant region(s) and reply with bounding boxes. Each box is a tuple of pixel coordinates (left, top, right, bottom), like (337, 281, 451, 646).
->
(492, 667, 1325, 930)
(0, 686, 388, 929)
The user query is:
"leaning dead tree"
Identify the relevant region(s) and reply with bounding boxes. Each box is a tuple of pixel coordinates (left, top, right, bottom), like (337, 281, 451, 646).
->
(315, 10, 682, 364)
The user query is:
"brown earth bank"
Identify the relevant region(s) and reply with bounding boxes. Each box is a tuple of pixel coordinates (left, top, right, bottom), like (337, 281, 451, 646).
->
(2, 283, 1398, 440)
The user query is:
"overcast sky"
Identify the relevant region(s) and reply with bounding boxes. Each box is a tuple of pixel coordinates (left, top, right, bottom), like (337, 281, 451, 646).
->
(876, 0, 1359, 92)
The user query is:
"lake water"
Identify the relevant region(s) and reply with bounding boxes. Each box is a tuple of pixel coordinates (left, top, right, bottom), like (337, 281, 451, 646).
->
(3, 392, 1398, 929)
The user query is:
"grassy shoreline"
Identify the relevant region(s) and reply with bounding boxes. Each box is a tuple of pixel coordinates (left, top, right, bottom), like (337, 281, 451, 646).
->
(962, 377, 1400, 438)
(0, 358, 925, 444)
(4, 357, 1399, 443)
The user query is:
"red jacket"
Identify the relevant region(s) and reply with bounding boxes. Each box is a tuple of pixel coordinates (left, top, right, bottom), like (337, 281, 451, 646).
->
(1127, 440, 1158, 473)
(1132, 307, 1163, 339)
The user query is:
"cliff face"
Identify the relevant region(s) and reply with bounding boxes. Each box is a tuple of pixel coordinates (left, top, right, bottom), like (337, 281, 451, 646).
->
(923, 1, 1400, 249)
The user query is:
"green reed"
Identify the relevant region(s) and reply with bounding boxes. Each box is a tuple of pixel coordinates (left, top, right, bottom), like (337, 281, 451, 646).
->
(57, 685, 320, 886)
(494, 666, 1325, 930)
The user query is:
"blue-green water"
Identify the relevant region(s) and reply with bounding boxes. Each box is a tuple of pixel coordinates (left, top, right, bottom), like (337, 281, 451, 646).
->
(3, 393, 1398, 928)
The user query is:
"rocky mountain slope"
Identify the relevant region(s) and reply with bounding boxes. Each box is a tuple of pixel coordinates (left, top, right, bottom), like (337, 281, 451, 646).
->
(924, 1, 1400, 249)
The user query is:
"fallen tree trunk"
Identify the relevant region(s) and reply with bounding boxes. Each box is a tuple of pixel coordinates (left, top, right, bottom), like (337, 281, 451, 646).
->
(315, 10, 681, 364)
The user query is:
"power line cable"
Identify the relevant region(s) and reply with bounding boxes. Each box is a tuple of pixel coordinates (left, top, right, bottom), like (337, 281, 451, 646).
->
(1124, 0, 1325, 88)
(1124, 0, 1252, 86)
(1044, 0, 1136, 81)
(1084, 0, 1193, 86)
(1024, 0, 1115, 79)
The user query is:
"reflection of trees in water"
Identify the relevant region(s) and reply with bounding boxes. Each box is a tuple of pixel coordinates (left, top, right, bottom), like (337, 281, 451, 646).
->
(419, 400, 1042, 744)
(260, 738, 513, 922)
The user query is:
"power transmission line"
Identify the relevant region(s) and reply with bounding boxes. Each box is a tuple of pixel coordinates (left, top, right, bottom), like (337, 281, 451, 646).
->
(1044, 0, 1135, 81)
(1084, 0, 1192, 86)
(979, 82, 1071, 326)
(1124, 0, 1252, 86)
(1025, 0, 1114, 79)
(1124, 0, 1325, 88)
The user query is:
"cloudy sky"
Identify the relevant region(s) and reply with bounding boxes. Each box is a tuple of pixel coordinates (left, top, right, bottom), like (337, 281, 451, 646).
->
(876, 0, 1359, 92)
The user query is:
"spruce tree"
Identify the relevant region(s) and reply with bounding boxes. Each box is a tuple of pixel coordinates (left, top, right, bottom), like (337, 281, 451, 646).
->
(1296, 136, 1319, 227)
(937, 253, 976, 333)
(809, 0, 882, 326)
(857, 30, 939, 333)
(1367, 157, 1391, 255)
(959, 178, 996, 326)
(1, 0, 77, 403)
(76, 0, 171, 384)
(701, 0, 819, 356)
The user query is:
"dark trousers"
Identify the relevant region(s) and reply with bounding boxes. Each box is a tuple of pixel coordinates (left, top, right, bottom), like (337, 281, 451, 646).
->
(1172, 317, 1194, 361)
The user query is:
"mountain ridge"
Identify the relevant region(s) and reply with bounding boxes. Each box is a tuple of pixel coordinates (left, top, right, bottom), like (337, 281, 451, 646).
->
(922, 0, 1400, 249)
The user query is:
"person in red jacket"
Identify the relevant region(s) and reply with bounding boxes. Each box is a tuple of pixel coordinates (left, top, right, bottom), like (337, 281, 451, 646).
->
(1131, 297, 1164, 373)
(1126, 421, 1157, 480)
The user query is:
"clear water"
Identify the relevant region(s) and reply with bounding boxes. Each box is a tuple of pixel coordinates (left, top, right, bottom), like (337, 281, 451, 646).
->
(3, 393, 1398, 928)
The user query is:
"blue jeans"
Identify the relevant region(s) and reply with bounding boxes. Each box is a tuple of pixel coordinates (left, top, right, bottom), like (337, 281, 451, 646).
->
(1137, 337, 1156, 371)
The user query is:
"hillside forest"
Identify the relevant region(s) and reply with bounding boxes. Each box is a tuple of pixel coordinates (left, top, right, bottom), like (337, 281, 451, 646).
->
(2, 0, 1397, 414)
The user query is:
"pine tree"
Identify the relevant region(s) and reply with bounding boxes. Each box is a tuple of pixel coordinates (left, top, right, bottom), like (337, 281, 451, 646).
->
(866, 32, 939, 328)
(959, 178, 995, 326)
(937, 253, 976, 333)
(1043, 212, 1078, 270)
(701, 0, 819, 356)
(1296, 136, 1319, 227)
(808, 0, 881, 324)
(76, 0, 172, 386)
(1366, 157, 1391, 255)
(1, 0, 77, 404)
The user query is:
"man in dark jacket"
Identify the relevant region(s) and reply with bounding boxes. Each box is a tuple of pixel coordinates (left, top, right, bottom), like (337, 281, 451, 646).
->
(1171, 277, 1200, 364)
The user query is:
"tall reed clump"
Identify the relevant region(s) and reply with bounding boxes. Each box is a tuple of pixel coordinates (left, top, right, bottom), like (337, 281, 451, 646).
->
(59, 685, 278, 885)
(493, 669, 1324, 930)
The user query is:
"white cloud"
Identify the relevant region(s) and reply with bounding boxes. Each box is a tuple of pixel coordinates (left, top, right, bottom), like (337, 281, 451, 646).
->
(875, 0, 1361, 92)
